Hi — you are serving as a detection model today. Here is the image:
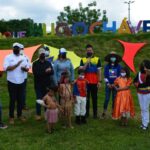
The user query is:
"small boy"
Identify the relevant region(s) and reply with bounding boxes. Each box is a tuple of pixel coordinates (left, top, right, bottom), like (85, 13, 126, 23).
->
(73, 69, 88, 124)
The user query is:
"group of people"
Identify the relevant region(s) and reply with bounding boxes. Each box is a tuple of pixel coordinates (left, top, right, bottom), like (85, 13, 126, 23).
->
(0, 43, 150, 133)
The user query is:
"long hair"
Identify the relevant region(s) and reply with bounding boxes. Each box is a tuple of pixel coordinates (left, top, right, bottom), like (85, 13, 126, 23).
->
(122, 66, 130, 78)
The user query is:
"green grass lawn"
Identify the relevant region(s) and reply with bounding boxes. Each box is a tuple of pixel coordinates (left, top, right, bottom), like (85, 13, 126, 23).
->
(0, 34, 150, 150)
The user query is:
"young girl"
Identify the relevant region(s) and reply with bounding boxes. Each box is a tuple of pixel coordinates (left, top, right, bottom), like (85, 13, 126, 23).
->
(134, 60, 150, 130)
(59, 72, 74, 128)
(112, 67, 135, 126)
(37, 88, 62, 134)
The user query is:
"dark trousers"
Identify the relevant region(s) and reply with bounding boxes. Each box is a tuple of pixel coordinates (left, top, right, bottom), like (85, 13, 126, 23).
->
(22, 79, 27, 108)
(86, 84, 98, 118)
(8, 81, 24, 118)
(103, 85, 116, 111)
(35, 85, 47, 116)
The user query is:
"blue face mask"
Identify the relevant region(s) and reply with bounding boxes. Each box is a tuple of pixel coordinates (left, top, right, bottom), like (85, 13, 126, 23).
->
(110, 57, 116, 62)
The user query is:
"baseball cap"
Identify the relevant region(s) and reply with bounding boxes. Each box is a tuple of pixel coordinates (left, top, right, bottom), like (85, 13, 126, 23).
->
(59, 48, 67, 53)
(38, 48, 46, 55)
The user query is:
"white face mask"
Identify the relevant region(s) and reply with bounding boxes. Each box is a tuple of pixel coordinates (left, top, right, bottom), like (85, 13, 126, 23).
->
(45, 51, 49, 57)
(20, 50, 24, 55)
(121, 73, 126, 77)
(79, 75, 85, 79)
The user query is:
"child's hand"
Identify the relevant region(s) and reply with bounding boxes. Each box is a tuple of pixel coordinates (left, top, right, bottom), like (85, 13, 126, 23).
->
(134, 82, 139, 88)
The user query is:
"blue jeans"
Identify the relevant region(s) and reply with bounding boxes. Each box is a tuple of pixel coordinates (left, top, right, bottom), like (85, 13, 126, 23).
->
(103, 85, 116, 111)
(35, 85, 47, 116)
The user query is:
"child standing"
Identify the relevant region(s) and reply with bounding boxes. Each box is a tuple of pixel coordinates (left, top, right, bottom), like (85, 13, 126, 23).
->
(38, 88, 61, 134)
(134, 60, 150, 130)
(73, 69, 88, 125)
(59, 72, 74, 128)
(112, 67, 135, 126)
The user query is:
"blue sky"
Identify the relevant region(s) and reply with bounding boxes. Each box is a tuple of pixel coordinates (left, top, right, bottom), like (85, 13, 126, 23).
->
(0, 0, 149, 30)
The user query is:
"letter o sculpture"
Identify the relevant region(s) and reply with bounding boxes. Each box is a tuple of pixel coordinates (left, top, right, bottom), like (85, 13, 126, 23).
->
(56, 23, 71, 36)
(72, 22, 88, 35)
(89, 22, 102, 34)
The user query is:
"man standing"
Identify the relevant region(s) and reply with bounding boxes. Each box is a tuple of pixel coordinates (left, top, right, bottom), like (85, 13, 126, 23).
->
(20, 44, 31, 110)
(32, 48, 54, 120)
(3, 43, 28, 124)
(80, 44, 102, 119)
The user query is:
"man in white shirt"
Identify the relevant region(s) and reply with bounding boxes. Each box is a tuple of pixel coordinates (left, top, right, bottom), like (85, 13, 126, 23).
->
(3, 43, 28, 124)
(19, 44, 31, 110)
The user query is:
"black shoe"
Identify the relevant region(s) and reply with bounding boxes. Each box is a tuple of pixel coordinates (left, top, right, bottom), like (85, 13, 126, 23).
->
(81, 116, 87, 124)
(75, 116, 81, 125)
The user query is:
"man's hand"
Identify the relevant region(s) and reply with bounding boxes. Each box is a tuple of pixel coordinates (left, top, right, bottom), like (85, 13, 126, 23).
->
(17, 60, 23, 66)
(97, 82, 102, 90)
(21, 67, 29, 72)
(45, 67, 51, 73)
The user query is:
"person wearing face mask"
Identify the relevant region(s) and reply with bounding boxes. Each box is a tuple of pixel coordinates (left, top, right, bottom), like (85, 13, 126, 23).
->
(80, 44, 102, 119)
(19, 44, 31, 110)
(3, 43, 28, 124)
(32, 48, 54, 121)
(134, 60, 150, 130)
(53, 48, 74, 86)
(44, 46, 54, 63)
(102, 51, 122, 118)
(73, 69, 88, 125)
(112, 67, 135, 126)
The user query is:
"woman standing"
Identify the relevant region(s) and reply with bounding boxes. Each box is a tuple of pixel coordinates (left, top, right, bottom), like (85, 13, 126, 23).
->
(53, 48, 74, 85)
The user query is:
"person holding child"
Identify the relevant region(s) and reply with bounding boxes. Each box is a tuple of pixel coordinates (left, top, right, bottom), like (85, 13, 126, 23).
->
(112, 67, 135, 126)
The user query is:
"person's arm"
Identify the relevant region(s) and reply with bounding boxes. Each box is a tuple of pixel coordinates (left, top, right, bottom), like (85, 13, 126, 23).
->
(21, 56, 31, 72)
(3, 56, 23, 71)
(97, 58, 102, 89)
(32, 61, 45, 76)
(46, 62, 54, 75)
(70, 61, 74, 82)
(53, 61, 58, 85)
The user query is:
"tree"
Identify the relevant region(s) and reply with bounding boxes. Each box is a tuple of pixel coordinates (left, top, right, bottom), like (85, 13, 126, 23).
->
(57, 1, 108, 34)
(57, 1, 102, 25)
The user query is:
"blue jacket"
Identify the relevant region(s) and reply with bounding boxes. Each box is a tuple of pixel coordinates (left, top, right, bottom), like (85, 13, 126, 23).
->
(104, 64, 122, 84)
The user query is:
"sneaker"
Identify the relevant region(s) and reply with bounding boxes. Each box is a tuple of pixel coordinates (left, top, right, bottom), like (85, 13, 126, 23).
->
(0, 123, 8, 129)
(9, 118, 14, 125)
(18, 116, 26, 122)
(140, 124, 148, 130)
(35, 115, 42, 121)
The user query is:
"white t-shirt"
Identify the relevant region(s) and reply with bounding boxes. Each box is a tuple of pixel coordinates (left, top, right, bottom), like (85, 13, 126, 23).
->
(22, 55, 31, 79)
(3, 54, 28, 84)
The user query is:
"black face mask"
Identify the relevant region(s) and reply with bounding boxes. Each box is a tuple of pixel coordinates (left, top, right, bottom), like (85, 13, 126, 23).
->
(13, 47, 20, 55)
(39, 54, 45, 60)
(61, 53, 66, 59)
(87, 52, 93, 57)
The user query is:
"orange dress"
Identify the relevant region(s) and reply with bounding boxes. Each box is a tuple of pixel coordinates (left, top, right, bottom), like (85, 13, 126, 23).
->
(112, 77, 135, 119)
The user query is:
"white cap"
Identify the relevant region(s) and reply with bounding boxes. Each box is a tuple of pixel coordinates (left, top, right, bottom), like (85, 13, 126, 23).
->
(19, 44, 24, 49)
(13, 42, 21, 48)
(59, 48, 67, 53)
(38, 48, 46, 55)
